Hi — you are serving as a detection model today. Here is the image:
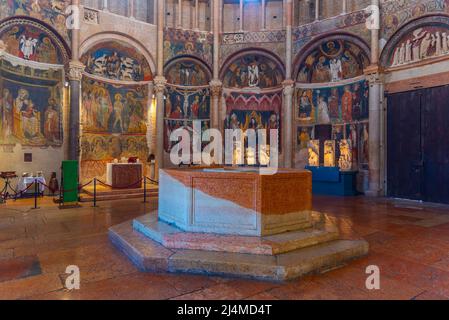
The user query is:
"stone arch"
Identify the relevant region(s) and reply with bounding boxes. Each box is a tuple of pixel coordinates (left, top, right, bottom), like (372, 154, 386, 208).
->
(220, 48, 285, 90)
(164, 55, 212, 86)
(0, 16, 71, 64)
(293, 32, 370, 84)
(80, 32, 156, 81)
(380, 14, 449, 69)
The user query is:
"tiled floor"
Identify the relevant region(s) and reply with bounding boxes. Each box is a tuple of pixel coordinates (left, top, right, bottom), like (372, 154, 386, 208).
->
(1, 195, 449, 300)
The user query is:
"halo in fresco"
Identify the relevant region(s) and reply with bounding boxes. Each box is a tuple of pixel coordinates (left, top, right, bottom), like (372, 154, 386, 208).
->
(221, 53, 284, 89)
(297, 39, 370, 83)
(81, 41, 153, 81)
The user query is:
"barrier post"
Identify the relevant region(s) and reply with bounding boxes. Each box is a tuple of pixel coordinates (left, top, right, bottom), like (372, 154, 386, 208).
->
(143, 177, 147, 203)
(33, 179, 39, 210)
(93, 178, 97, 208)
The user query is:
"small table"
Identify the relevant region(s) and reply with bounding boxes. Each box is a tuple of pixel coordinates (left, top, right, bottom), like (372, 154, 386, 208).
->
(17, 177, 46, 195)
(106, 163, 143, 189)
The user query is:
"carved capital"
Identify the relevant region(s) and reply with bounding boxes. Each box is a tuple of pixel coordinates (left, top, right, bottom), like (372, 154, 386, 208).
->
(154, 76, 167, 94)
(209, 79, 223, 97)
(67, 60, 85, 81)
(282, 80, 295, 96)
(364, 64, 384, 85)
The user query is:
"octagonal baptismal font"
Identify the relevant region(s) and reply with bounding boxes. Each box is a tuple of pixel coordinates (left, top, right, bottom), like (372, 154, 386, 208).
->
(109, 168, 368, 281)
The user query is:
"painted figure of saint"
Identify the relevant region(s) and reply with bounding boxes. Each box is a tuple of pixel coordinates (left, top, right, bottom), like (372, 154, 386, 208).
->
(44, 98, 60, 142)
(13, 88, 29, 139)
(112, 93, 124, 132)
(352, 83, 362, 121)
(341, 85, 353, 122)
(330, 58, 342, 82)
(328, 88, 340, 120)
(22, 100, 41, 139)
(191, 95, 200, 119)
(1, 88, 13, 140)
(19, 35, 38, 60)
(299, 91, 312, 120)
(317, 95, 330, 124)
(248, 61, 260, 87)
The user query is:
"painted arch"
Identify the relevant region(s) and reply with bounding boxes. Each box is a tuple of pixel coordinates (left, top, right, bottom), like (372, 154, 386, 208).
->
(164, 56, 212, 86)
(220, 49, 285, 90)
(294, 33, 370, 84)
(380, 14, 449, 69)
(0, 17, 70, 64)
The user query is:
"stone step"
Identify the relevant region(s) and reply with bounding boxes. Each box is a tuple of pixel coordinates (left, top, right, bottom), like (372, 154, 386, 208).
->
(109, 219, 369, 282)
(133, 214, 339, 255)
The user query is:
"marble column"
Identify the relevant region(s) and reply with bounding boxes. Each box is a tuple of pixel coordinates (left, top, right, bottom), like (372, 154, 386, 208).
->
(210, 81, 222, 129)
(193, 0, 199, 30)
(67, 61, 85, 161)
(155, 0, 166, 179)
(102, 0, 108, 11)
(342, 0, 347, 14)
(177, 0, 183, 28)
(315, 0, 320, 21)
(261, 0, 266, 30)
(283, 81, 294, 168)
(239, 0, 244, 31)
(129, 0, 135, 19)
(366, 0, 383, 196)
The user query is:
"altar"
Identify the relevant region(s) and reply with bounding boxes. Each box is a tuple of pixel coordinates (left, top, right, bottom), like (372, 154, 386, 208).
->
(106, 163, 143, 189)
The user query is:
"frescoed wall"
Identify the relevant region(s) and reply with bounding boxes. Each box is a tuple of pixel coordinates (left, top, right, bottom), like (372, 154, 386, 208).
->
(165, 58, 211, 86)
(0, 0, 71, 42)
(164, 28, 213, 66)
(164, 58, 211, 158)
(221, 53, 284, 89)
(0, 56, 64, 147)
(81, 41, 153, 82)
(80, 77, 150, 182)
(296, 39, 370, 83)
(294, 78, 369, 172)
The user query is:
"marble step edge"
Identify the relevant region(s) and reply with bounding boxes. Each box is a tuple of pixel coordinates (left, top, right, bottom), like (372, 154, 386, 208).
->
(133, 215, 340, 256)
(79, 193, 158, 202)
(109, 220, 369, 282)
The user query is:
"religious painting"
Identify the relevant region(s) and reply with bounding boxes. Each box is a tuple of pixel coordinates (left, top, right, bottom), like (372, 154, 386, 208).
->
(386, 25, 449, 68)
(165, 86, 210, 120)
(0, 24, 64, 64)
(164, 28, 213, 66)
(81, 41, 153, 81)
(324, 140, 336, 167)
(346, 123, 359, 169)
(296, 79, 369, 124)
(338, 139, 353, 171)
(0, 58, 63, 147)
(222, 54, 284, 89)
(163, 119, 211, 154)
(297, 126, 314, 151)
(165, 59, 211, 86)
(80, 133, 149, 183)
(297, 40, 369, 83)
(224, 91, 282, 155)
(0, 0, 71, 42)
(308, 140, 320, 167)
(359, 122, 369, 169)
(81, 78, 148, 135)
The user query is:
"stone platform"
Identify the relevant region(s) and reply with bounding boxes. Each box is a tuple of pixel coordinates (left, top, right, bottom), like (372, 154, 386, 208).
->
(109, 167, 369, 281)
(109, 212, 369, 281)
(80, 184, 158, 202)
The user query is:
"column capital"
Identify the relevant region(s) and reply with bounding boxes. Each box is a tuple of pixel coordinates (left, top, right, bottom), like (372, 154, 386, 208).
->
(67, 60, 85, 81)
(154, 76, 167, 93)
(364, 65, 384, 85)
(282, 80, 295, 96)
(209, 79, 223, 97)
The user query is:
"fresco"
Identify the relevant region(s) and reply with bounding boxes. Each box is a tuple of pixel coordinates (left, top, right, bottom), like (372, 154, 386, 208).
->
(165, 59, 211, 86)
(81, 41, 153, 81)
(0, 24, 63, 64)
(222, 54, 284, 89)
(0, 59, 63, 147)
(164, 28, 213, 66)
(386, 24, 449, 67)
(224, 91, 282, 152)
(164, 119, 210, 154)
(80, 133, 149, 182)
(165, 86, 210, 120)
(81, 78, 148, 134)
(296, 79, 369, 124)
(297, 40, 369, 83)
(0, 0, 70, 41)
